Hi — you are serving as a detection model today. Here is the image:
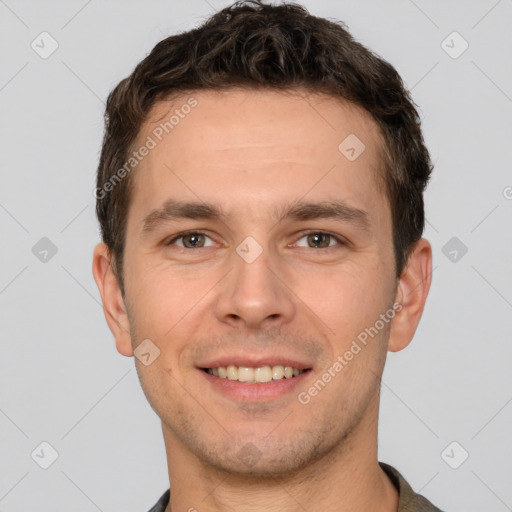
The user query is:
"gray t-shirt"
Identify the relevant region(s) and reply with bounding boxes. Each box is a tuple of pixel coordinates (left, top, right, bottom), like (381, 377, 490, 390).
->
(147, 462, 444, 511)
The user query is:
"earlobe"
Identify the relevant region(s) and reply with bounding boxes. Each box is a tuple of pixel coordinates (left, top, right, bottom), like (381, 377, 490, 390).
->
(388, 238, 432, 353)
(92, 243, 134, 357)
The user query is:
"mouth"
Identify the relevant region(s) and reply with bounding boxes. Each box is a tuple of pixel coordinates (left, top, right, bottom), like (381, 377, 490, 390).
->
(202, 365, 310, 383)
(197, 357, 313, 401)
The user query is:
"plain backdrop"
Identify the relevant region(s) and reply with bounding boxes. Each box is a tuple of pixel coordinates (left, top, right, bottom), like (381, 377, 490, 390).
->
(0, 1, 511, 511)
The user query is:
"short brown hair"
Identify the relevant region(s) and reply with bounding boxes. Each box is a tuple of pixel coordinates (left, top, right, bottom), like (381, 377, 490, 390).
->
(96, 0, 433, 296)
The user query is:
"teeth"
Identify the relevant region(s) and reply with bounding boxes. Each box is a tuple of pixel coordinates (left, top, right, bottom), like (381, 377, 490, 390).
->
(206, 364, 306, 383)
(238, 367, 254, 382)
(272, 365, 284, 380)
(254, 366, 272, 383)
(226, 365, 238, 380)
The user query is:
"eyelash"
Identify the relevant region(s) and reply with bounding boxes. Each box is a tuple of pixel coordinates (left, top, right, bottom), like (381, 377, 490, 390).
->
(165, 230, 347, 250)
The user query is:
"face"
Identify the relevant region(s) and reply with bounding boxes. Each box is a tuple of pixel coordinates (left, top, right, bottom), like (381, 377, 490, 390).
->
(94, 88, 427, 477)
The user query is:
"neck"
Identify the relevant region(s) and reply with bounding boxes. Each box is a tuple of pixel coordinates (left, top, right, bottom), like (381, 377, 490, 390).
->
(162, 399, 399, 512)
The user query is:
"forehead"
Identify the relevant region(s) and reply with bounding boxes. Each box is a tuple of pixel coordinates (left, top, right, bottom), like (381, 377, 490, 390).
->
(138, 87, 382, 163)
(128, 88, 388, 229)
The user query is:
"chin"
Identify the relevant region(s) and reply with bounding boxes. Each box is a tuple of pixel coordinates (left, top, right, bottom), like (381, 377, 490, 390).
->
(206, 453, 307, 478)
(192, 433, 334, 479)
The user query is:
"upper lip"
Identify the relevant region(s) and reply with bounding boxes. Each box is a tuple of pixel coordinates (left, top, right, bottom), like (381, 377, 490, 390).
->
(197, 356, 312, 370)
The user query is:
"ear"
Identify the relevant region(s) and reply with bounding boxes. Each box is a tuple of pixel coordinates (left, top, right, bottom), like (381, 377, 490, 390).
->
(388, 238, 432, 352)
(92, 243, 134, 357)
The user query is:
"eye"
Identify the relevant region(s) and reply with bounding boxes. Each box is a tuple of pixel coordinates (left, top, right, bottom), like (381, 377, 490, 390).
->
(166, 231, 215, 249)
(293, 231, 345, 249)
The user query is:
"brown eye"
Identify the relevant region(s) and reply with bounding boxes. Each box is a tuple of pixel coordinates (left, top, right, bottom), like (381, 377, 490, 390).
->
(182, 233, 205, 248)
(294, 231, 343, 249)
(167, 232, 213, 248)
(307, 232, 332, 249)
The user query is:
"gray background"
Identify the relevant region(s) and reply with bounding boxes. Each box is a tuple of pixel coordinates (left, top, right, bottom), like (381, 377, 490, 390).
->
(0, 0, 511, 510)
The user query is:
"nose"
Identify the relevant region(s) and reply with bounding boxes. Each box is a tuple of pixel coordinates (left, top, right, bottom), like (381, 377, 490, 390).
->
(213, 243, 296, 330)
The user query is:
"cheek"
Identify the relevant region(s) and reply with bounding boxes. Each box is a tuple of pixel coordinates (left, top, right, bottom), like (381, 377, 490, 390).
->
(126, 264, 218, 374)
(128, 260, 200, 327)
(298, 259, 391, 335)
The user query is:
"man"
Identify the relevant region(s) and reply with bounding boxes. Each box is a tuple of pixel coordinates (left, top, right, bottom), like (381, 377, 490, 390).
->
(92, 1, 443, 510)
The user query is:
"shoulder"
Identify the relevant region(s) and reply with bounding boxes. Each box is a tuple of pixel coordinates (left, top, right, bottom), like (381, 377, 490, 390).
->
(379, 462, 445, 512)
(146, 488, 170, 512)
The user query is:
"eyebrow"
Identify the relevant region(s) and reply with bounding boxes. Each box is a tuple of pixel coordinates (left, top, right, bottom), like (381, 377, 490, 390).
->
(141, 198, 371, 235)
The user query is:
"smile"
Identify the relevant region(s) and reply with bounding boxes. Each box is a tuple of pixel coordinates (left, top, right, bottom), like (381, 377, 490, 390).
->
(203, 365, 308, 383)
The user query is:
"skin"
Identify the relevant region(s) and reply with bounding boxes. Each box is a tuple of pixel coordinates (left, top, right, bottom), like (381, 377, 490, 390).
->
(93, 88, 432, 512)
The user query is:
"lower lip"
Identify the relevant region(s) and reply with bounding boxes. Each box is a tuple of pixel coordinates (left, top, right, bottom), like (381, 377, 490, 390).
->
(199, 369, 310, 402)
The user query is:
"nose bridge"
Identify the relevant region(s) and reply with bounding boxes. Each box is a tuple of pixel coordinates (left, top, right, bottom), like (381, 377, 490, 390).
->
(213, 237, 295, 328)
